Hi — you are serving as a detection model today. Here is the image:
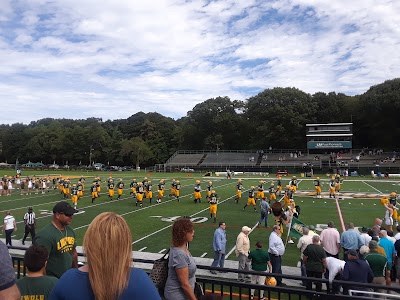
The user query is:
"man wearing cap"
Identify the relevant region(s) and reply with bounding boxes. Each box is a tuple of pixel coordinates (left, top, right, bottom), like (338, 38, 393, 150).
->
(365, 240, 388, 288)
(22, 207, 36, 245)
(268, 224, 286, 286)
(320, 221, 340, 258)
(0, 240, 20, 299)
(210, 221, 227, 274)
(34, 201, 78, 278)
(297, 227, 313, 286)
(235, 226, 251, 282)
(342, 249, 373, 295)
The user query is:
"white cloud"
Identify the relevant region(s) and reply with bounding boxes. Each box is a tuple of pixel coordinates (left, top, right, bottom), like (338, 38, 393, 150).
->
(0, 0, 399, 124)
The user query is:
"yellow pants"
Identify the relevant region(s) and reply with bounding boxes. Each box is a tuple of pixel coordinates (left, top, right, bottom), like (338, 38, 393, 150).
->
(246, 198, 256, 206)
(209, 204, 217, 215)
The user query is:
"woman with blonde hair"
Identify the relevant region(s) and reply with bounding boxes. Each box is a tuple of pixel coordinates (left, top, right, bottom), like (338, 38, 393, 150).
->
(164, 218, 197, 300)
(50, 212, 160, 300)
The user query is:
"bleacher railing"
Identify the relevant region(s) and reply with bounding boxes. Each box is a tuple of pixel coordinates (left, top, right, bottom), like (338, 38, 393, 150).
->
(11, 252, 400, 300)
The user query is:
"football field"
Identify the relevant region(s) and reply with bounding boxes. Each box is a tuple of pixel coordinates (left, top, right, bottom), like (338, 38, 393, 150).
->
(1, 170, 399, 267)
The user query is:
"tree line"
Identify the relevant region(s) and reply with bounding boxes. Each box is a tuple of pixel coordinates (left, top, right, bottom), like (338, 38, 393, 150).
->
(0, 78, 399, 167)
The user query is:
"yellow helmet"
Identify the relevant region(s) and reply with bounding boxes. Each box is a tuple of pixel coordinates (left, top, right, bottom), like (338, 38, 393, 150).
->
(390, 192, 397, 197)
(251, 186, 255, 189)
(265, 277, 277, 286)
(238, 179, 242, 182)
(286, 185, 290, 189)
(144, 177, 148, 180)
(331, 176, 335, 180)
(196, 180, 200, 184)
(133, 178, 136, 181)
(139, 182, 143, 186)
(316, 177, 320, 180)
(293, 176, 296, 178)
(270, 183, 275, 186)
(277, 175, 281, 179)
(176, 180, 180, 183)
(209, 181, 212, 184)
(212, 190, 216, 194)
(260, 180, 264, 184)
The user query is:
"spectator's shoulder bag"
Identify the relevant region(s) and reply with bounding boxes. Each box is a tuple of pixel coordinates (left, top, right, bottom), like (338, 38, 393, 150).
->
(150, 248, 170, 292)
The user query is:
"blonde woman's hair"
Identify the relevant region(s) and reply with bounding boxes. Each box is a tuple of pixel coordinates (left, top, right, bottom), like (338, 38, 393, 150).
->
(83, 212, 132, 300)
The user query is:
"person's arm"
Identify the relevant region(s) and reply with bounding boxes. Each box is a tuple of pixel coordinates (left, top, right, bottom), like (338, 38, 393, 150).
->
(71, 248, 78, 268)
(175, 267, 197, 300)
(267, 261, 272, 273)
(322, 257, 327, 273)
(237, 236, 245, 255)
(0, 284, 20, 300)
(13, 219, 16, 232)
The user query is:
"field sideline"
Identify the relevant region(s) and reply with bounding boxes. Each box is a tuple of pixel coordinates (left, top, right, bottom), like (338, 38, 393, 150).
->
(1, 170, 399, 267)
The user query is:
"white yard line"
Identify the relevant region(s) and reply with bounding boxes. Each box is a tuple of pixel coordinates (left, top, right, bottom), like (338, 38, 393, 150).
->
(158, 249, 167, 253)
(362, 181, 383, 194)
(200, 252, 208, 258)
(138, 247, 147, 252)
(225, 222, 259, 259)
(132, 184, 238, 245)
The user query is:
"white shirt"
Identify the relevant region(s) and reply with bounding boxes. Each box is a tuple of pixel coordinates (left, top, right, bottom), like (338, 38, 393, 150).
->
(326, 257, 346, 283)
(360, 233, 372, 246)
(268, 231, 285, 256)
(394, 233, 400, 240)
(4, 215, 15, 230)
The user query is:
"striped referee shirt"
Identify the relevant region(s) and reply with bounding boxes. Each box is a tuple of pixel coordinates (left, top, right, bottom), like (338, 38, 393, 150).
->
(24, 212, 35, 225)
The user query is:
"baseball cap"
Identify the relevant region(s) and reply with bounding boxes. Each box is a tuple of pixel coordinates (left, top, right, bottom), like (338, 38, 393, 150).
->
(53, 201, 78, 215)
(242, 226, 251, 232)
(360, 226, 369, 233)
(347, 249, 358, 256)
(369, 240, 378, 248)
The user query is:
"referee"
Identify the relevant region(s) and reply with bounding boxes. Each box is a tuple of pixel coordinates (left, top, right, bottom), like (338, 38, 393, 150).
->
(22, 207, 36, 245)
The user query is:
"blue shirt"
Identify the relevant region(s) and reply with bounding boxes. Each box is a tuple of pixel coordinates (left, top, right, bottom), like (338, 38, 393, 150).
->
(213, 227, 227, 253)
(340, 229, 362, 250)
(260, 200, 270, 213)
(49, 268, 160, 300)
(379, 237, 396, 265)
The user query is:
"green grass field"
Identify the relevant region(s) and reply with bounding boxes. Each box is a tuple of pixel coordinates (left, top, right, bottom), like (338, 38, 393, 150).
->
(2, 170, 400, 268)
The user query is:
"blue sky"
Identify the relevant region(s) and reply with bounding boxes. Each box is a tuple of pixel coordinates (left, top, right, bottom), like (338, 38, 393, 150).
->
(0, 0, 399, 124)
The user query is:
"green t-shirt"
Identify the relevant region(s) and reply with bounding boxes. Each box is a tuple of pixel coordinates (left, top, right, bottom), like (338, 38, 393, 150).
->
(303, 244, 326, 272)
(17, 276, 58, 300)
(365, 251, 387, 277)
(248, 249, 270, 271)
(34, 223, 76, 278)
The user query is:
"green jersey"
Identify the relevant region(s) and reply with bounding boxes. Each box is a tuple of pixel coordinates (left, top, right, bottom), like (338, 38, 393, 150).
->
(17, 276, 58, 300)
(34, 223, 76, 278)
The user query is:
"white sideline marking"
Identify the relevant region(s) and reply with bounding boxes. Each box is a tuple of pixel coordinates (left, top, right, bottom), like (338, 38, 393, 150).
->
(158, 249, 167, 253)
(200, 252, 207, 258)
(225, 222, 259, 259)
(362, 181, 383, 194)
(138, 247, 147, 252)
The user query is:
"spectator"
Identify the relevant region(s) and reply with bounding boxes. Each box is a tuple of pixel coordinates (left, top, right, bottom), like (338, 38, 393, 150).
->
(0, 240, 20, 299)
(258, 198, 270, 228)
(378, 230, 396, 283)
(303, 235, 327, 293)
(2, 211, 16, 246)
(365, 240, 388, 289)
(50, 212, 160, 300)
(268, 225, 286, 286)
(320, 221, 341, 258)
(34, 201, 78, 278)
(325, 256, 345, 294)
(235, 226, 251, 282)
(340, 223, 363, 261)
(17, 245, 58, 300)
(164, 218, 197, 300)
(342, 249, 373, 295)
(297, 227, 313, 286)
(22, 207, 36, 245)
(248, 241, 272, 300)
(210, 222, 227, 274)
(394, 225, 400, 241)
(359, 227, 372, 247)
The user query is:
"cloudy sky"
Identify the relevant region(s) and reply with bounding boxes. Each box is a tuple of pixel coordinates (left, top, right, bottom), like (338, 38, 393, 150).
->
(0, 0, 399, 124)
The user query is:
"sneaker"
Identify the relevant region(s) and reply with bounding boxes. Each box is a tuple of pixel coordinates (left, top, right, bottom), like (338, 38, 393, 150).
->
(288, 240, 294, 244)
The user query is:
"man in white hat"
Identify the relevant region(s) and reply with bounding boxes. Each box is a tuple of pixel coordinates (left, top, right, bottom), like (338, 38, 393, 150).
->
(235, 226, 251, 282)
